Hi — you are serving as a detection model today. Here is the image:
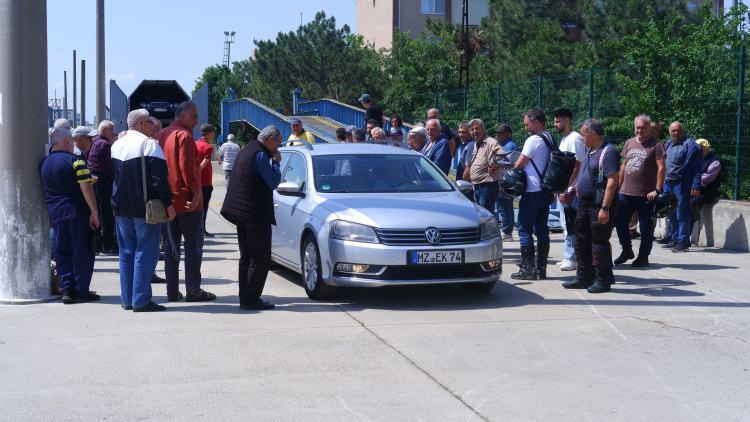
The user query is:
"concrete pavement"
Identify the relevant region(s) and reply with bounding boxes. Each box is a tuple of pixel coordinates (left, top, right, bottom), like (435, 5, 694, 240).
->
(1, 166, 749, 421)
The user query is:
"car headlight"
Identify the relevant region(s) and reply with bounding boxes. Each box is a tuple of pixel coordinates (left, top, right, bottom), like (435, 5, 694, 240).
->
(330, 220, 380, 243)
(480, 216, 500, 240)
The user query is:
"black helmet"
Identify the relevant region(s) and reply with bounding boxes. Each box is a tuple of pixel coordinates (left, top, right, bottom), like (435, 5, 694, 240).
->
(654, 191, 678, 218)
(500, 169, 527, 197)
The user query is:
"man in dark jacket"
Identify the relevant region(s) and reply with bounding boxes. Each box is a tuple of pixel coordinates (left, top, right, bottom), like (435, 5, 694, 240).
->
(221, 125, 282, 311)
(691, 139, 723, 237)
(87, 120, 117, 254)
(663, 121, 702, 252)
(424, 119, 452, 174)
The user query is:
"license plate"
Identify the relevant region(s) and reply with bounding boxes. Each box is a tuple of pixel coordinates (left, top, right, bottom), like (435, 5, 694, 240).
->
(409, 250, 464, 265)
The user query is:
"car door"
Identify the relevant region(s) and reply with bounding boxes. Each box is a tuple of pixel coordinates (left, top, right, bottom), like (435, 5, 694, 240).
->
(271, 152, 292, 262)
(274, 152, 309, 269)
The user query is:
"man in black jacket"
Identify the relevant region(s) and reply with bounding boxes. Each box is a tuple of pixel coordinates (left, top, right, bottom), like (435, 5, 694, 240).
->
(221, 125, 282, 310)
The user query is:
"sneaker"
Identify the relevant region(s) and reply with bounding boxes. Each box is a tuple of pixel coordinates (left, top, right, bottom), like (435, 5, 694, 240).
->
(501, 233, 513, 242)
(76, 291, 101, 302)
(61, 290, 75, 304)
(559, 260, 576, 271)
(240, 299, 275, 310)
(672, 243, 690, 253)
(631, 255, 649, 267)
(133, 301, 167, 312)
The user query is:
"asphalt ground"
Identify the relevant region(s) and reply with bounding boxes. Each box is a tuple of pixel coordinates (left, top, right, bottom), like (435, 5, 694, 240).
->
(1, 166, 749, 421)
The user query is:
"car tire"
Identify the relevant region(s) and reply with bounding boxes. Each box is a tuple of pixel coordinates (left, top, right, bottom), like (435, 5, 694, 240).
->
(301, 236, 334, 300)
(461, 281, 496, 293)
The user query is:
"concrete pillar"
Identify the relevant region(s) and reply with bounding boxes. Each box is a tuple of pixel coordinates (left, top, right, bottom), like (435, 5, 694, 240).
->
(0, 0, 55, 303)
(96, 0, 105, 125)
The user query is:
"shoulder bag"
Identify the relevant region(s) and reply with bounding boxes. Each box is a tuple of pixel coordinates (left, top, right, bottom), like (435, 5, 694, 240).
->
(141, 140, 169, 225)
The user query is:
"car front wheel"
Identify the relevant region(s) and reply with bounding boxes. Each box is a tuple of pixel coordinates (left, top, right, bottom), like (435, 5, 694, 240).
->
(302, 236, 334, 300)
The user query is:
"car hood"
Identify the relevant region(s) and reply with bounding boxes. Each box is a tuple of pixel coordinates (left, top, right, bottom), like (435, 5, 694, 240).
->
(316, 191, 491, 229)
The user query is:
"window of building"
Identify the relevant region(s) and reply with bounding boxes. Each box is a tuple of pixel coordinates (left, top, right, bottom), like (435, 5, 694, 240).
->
(420, 0, 445, 15)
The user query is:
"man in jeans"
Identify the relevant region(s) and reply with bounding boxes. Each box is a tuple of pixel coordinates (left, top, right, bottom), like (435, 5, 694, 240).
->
(157, 101, 215, 303)
(112, 109, 175, 312)
(663, 121, 702, 253)
(196, 124, 216, 238)
(494, 124, 519, 241)
(468, 119, 501, 214)
(614, 115, 665, 267)
(553, 109, 585, 271)
(511, 108, 554, 280)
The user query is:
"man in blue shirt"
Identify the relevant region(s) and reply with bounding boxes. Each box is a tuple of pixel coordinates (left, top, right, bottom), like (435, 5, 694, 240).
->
(221, 125, 282, 311)
(40, 126, 101, 304)
(495, 124, 519, 240)
(424, 119, 452, 174)
(663, 121, 702, 252)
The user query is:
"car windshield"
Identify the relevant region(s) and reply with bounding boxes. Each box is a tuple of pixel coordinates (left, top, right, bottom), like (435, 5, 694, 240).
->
(312, 154, 454, 193)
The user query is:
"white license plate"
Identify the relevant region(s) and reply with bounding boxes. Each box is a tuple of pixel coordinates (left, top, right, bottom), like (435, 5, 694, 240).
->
(409, 250, 464, 265)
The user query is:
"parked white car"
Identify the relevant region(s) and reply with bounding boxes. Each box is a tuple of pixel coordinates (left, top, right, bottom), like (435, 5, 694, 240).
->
(272, 142, 503, 299)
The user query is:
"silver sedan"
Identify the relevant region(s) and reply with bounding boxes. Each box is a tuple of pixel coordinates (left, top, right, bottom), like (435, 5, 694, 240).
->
(271, 143, 503, 300)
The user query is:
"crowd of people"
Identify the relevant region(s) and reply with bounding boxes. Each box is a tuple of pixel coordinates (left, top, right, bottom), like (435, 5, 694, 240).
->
(39, 93, 724, 312)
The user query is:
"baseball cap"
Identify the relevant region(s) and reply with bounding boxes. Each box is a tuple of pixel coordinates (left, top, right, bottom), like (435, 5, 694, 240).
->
(72, 126, 97, 137)
(290, 118, 302, 125)
(358, 93, 371, 103)
(696, 138, 711, 149)
(345, 125, 357, 134)
(389, 128, 403, 136)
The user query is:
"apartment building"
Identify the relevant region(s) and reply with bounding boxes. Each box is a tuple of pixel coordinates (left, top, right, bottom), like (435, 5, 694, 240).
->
(355, 0, 491, 50)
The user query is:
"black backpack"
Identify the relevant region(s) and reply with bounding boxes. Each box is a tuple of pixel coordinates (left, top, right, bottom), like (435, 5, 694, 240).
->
(528, 132, 577, 193)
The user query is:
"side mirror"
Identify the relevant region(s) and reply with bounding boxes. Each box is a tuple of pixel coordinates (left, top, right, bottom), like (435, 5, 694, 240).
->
(456, 180, 473, 193)
(277, 181, 305, 197)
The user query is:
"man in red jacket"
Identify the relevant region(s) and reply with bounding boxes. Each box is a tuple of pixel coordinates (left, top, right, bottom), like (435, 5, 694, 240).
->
(156, 101, 215, 303)
(196, 124, 216, 238)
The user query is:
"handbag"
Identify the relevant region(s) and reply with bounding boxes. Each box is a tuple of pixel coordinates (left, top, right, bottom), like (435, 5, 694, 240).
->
(141, 140, 169, 225)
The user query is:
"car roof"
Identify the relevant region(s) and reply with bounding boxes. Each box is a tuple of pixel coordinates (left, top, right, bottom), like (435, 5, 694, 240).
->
(280, 143, 419, 157)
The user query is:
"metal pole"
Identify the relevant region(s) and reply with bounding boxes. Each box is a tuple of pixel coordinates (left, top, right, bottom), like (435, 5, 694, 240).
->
(734, 43, 745, 201)
(72, 49, 77, 126)
(588, 68, 594, 118)
(80, 59, 86, 126)
(96, 0, 105, 125)
(0, 0, 55, 303)
(63, 70, 68, 121)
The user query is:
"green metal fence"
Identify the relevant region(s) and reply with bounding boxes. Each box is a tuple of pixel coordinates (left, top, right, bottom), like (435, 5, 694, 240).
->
(407, 61, 750, 201)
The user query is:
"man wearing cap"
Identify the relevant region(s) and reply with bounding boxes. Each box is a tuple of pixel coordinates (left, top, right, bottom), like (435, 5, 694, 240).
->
(407, 127, 428, 153)
(495, 123, 519, 240)
(88, 120, 117, 254)
(196, 124, 216, 238)
(662, 121, 702, 253)
(41, 126, 101, 304)
(359, 94, 383, 128)
(72, 126, 97, 160)
(389, 127, 405, 144)
(288, 118, 316, 146)
(218, 134, 241, 181)
(691, 139, 723, 238)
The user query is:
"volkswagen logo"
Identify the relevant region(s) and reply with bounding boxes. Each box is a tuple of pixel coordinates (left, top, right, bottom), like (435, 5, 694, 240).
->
(424, 227, 441, 245)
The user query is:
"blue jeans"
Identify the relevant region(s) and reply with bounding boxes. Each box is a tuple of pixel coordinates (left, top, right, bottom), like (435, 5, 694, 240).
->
(474, 182, 499, 218)
(54, 215, 94, 294)
(116, 216, 161, 308)
(664, 181, 692, 245)
(518, 191, 553, 247)
(496, 196, 515, 235)
(615, 194, 655, 256)
(560, 198, 578, 261)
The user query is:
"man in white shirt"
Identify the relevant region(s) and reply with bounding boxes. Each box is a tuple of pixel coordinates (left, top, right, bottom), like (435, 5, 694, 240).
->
(511, 108, 555, 280)
(554, 108, 585, 271)
(218, 134, 241, 181)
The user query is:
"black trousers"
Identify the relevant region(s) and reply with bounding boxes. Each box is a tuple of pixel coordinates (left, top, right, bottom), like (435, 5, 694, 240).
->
(202, 186, 213, 227)
(95, 176, 115, 250)
(575, 201, 615, 284)
(237, 222, 272, 305)
(165, 211, 204, 296)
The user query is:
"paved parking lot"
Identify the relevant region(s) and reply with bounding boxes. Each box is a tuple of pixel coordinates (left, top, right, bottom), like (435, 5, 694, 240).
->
(1, 174, 749, 421)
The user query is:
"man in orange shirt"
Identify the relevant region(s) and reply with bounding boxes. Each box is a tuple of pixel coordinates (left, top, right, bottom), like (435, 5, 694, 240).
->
(196, 124, 216, 238)
(156, 101, 215, 302)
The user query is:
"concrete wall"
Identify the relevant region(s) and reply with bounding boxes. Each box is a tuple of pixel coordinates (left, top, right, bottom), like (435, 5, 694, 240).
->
(654, 200, 750, 252)
(356, 0, 395, 50)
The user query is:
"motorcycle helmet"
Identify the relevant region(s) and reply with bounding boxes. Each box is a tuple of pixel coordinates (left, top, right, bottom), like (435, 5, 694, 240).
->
(654, 191, 678, 218)
(500, 168, 527, 197)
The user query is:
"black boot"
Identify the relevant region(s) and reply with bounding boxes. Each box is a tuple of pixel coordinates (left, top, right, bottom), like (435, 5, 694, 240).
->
(614, 248, 634, 265)
(587, 279, 611, 293)
(511, 245, 536, 280)
(562, 263, 594, 289)
(534, 243, 549, 280)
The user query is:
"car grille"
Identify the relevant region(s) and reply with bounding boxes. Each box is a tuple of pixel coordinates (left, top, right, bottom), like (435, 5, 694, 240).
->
(375, 227, 481, 246)
(379, 264, 499, 280)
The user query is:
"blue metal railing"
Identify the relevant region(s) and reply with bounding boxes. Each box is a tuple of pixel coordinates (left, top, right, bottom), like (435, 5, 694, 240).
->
(297, 99, 397, 131)
(223, 97, 333, 143)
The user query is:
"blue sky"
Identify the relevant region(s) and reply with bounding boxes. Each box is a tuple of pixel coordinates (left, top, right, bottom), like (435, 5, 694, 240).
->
(47, 0, 356, 123)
